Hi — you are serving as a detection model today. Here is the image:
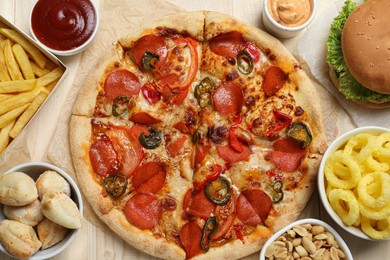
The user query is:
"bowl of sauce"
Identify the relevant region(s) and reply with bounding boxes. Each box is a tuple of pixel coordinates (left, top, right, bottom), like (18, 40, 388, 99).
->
(30, 0, 99, 56)
(262, 0, 316, 38)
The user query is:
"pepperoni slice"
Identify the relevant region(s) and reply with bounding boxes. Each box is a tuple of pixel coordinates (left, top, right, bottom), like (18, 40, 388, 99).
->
(217, 144, 251, 163)
(212, 82, 244, 116)
(270, 151, 305, 172)
(104, 70, 141, 103)
(237, 189, 272, 225)
(89, 139, 119, 177)
(107, 126, 144, 177)
(131, 162, 166, 194)
(124, 193, 162, 230)
(270, 137, 306, 172)
(166, 135, 187, 157)
(187, 190, 215, 218)
(179, 222, 203, 259)
(209, 31, 246, 59)
(262, 66, 288, 97)
(273, 137, 305, 153)
(130, 112, 162, 125)
(128, 124, 149, 140)
(130, 34, 168, 70)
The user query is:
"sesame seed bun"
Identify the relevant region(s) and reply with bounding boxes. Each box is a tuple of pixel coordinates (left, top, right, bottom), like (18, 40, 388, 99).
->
(342, 0, 390, 95)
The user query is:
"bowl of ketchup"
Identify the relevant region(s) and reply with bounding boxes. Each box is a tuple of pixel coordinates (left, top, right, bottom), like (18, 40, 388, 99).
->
(30, 0, 99, 56)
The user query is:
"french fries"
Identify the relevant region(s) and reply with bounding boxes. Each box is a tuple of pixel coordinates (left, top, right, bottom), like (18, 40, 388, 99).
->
(0, 24, 64, 155)
(12, 43, 35, 79)
(9, 92, 48, 138)
(0, 103, 29, 128)
(0, 120, 15, 153)
(0, 28, 48, 69)
(0, 79, 36, 93)
(0, 44, 11, 82)
(3, 39, 23, 80)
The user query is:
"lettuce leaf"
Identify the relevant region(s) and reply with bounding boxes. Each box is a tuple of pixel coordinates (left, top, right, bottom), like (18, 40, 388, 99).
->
(326, 0, 390, 103)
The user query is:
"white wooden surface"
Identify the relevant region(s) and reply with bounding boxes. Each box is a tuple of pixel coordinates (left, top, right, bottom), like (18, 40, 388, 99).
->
(0, 0, 389, 259)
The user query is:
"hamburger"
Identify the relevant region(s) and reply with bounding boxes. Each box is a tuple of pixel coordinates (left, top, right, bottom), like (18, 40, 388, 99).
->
(326, 0, 390, 108)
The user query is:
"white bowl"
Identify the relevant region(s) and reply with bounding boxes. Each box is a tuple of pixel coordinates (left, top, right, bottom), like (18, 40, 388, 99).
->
(0, 162, 83, 259)
(262, 0, 317, 38)
(318, 126, 390, 240)
(29, 0, 99, 56)
(259, 218, 353, 260)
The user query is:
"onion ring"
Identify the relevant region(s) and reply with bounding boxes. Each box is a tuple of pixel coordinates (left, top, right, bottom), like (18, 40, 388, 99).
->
(343, 133, 378, 164)
(358, 172, 390, 209)
(328, 189, 360, 226)
(359, 198, 390, 220)
(325, 151, 361, 189)
(361, 216, 390, 240)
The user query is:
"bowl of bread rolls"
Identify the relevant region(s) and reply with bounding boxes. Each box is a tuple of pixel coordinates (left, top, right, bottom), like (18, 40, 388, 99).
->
(0, 162, 83, 259)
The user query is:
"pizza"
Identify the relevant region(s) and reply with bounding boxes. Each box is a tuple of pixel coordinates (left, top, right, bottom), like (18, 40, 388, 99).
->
(69, 11, 326, 260)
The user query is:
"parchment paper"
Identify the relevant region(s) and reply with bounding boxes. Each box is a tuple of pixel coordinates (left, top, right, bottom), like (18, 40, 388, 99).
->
(298, 0, 390, 127)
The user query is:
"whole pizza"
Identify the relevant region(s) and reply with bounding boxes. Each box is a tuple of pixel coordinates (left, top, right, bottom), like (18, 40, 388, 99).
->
(69, 11, 326, 259)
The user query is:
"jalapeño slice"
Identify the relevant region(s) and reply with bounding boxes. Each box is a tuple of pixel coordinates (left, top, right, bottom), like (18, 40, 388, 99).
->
(139, 128, 162, 149)
(103, 173, 128, 198)
(204, 176, 231, 206)
(271, 180, 284, 203)
(201, 216, 219, 251)
(142, 51, 159, 70)
(194, 77, 216, 108)
(112, 95, 130, 117)
(192, 129, 201, 145)
(287, 122, 312, 148)
(237, 50, 253, 75)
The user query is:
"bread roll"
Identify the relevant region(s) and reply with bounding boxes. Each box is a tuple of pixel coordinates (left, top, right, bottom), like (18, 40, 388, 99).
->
(37, 218, 70, 250)
(0, 172, 38, 206)
(0, 219, 42, 259)
(41, 192, 82, 229)
(3, 199, 44, 226)
(36, 170, 71, 200)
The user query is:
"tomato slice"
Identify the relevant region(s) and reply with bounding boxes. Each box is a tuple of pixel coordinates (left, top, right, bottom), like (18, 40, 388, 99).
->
(107, 125, 144, 177)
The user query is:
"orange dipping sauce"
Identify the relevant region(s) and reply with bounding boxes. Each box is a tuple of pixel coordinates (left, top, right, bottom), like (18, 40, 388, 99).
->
(31, 0, 97, 51)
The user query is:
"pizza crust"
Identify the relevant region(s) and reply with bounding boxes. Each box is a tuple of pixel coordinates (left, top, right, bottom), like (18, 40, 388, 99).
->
(101, 209, 186, 260)
(69, 115, 114, 216)
(72, 46, 121, 117)
(119, 11, 205, 48)
(194, 226, 272, 260)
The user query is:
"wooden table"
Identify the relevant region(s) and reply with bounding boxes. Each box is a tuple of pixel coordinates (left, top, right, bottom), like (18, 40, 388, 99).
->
(0, 0, 389, 259)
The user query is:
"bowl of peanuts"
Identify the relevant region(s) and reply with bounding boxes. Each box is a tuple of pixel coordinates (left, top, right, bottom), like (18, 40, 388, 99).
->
(318, 126, 390, 240)
(259, 218, 352, 260)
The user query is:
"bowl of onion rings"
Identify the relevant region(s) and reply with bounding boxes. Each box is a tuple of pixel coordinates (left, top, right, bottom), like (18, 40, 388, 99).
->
(318, 126, 390, 240)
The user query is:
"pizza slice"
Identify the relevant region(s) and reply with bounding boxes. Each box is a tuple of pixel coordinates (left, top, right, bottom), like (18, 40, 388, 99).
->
(70, 114, 197, 259)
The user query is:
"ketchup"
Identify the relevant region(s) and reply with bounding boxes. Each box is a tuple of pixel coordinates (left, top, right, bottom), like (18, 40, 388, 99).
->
(31, 0, 97, 51)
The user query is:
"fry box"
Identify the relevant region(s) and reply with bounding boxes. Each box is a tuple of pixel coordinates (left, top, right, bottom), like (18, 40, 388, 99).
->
(0, 15, 68, 156)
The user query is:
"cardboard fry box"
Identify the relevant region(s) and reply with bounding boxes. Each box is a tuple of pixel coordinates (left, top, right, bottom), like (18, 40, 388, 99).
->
(0, 15, 68, 156)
